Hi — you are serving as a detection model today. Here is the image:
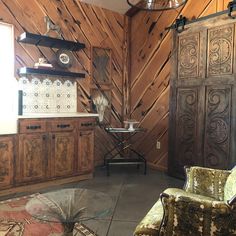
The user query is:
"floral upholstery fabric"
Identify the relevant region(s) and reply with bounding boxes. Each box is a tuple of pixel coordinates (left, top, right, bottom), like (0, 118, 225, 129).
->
(134, 199, 163, 236)
(159, 190, 235, 236)
(134, 166, 236, 236)
(185, 166, 230, 200)
(224, 168, 236, 202)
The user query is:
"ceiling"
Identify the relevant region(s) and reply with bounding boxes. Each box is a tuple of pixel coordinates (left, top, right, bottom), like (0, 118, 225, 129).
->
(80, 0, 131, 14)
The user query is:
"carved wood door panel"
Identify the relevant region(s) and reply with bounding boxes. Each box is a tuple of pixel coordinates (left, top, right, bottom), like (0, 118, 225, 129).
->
(169, 15, 236, 178)
(18, 134, 47, 182)
(78, 130, 94, 173)
(169, 87, 204, 178)
(204, 86, 232, 169)
(0, 137, 14, 188)
(51, 132, 75, 177)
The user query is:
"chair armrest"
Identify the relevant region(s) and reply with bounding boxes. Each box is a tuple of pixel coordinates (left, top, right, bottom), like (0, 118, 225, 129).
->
(228, 194, 236, 206)
(184, 166, 231, 200)
(159, 192, 232, 236)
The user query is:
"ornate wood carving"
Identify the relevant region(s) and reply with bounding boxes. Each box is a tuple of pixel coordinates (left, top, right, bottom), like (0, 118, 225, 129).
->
(178, 33, 200, 79)
(204, 86, 231, 168)
(52, 133, 75, 177)
(175, 88, 199, 167)
(207, 25, 234, 76)
(0, 137, 13, 188)
(19, 134, 46, 182)
(78, 130, 94, 172)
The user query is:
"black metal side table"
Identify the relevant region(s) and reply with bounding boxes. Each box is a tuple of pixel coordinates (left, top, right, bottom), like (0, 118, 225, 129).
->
(104, 127, 147, 176)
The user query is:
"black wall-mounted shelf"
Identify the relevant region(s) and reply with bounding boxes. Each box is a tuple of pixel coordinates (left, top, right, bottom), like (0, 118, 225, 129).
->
(18, 67, 85, 78)
(17, 32, 85, 51)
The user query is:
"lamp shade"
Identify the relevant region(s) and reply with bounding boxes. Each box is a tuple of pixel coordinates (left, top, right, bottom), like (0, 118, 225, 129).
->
(127, 0, 187, 11)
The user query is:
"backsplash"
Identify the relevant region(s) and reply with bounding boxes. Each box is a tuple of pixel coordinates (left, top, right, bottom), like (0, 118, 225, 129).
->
(18, 77, 77, 113)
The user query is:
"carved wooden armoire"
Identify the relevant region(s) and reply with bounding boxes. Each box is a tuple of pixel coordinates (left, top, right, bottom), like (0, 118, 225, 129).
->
(168, 13, 236, 178)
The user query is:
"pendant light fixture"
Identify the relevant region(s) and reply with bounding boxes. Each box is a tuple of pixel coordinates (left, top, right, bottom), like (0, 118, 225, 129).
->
(127, 0, 187, 11)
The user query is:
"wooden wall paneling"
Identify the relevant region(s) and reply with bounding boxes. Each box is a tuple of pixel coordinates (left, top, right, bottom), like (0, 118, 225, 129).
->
(122, 16, 131, 121)
(130, 0, 229, 171)
(131, 0, 213, 88)
(138, 113, 169, 159)
(131, 86, 170, 156)
(146, 131, 168, 169)
(14, 0, 46, 33)
(130, 0, 213, 88)
(130, 0, 214, 116)
(0, 0, 126, 165)
(130, 11, 177, 85)
(131, 37, 171, 119)
(130, 12, 163, 81)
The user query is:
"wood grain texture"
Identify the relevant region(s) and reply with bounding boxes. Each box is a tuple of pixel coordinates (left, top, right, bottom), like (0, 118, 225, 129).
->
(129, 0, 231, 171)
(0, 0, 126, 165)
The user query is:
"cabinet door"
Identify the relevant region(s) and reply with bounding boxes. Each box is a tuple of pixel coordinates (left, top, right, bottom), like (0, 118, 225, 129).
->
(0, 136, 14, 188)
(18, 134, 47, 183)
(51, 132, 75, 177)
(78, 130, 94, 173)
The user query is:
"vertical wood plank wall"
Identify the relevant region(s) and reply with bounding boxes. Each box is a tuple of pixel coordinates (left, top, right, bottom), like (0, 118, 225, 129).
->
(130, 0, 231, 171)
(0, 0, 127, 165)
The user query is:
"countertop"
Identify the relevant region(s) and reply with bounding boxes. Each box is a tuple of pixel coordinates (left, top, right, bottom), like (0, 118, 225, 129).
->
(18, 112, 99, 119)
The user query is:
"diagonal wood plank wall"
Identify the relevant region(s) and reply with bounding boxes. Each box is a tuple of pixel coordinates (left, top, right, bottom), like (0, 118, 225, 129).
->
(0, 0, 127, 165)
(129, 0, 231, 171)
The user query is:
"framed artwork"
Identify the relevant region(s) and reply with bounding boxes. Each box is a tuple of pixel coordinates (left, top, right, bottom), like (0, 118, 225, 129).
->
(91, 47, 111, 85)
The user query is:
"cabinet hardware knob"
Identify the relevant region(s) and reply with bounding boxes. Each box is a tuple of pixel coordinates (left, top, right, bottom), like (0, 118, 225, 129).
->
(81, 123, 93, 127)
(57, 124, 70, 128)
(0, 143, 7, 149)
(27, 125, 41, 130)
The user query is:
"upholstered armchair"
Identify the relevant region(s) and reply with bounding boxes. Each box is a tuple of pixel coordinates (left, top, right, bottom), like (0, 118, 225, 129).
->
(134, 166, 236, 236)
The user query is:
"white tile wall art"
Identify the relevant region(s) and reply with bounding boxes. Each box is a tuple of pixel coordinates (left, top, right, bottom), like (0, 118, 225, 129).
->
(18, 77, 77, 114)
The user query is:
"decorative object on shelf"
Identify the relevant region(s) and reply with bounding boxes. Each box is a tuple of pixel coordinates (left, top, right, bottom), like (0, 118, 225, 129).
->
(124, 120, 139, 131)
(127, 0, 187, 11)
(34, 57, 53, 69)
(92, 93, 109, 122)
(17, 31, 86, 78)
(44, 16, 63, 39)
(56, 49, 74, 69)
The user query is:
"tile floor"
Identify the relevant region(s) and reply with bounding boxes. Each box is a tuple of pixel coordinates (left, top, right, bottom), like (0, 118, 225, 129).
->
(2, 166, 184, 236)
(66, 166, 183, 236)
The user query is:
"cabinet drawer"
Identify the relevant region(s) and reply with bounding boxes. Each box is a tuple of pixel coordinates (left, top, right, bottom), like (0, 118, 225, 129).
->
(49, 120, 76, 132)
(19, 120, 46, 133)
(78, 118, 96, 130)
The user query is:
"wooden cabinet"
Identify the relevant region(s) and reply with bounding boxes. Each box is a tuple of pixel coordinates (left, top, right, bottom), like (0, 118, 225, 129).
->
(51, 132, 76, 177)
(78, 130, 94, 173)
(77, 118, 95, 173)
(49, 119, 76, 178)
(17, 117, 95, 184)
(18, 133, 47, 183)
(0, 136, 14, 189)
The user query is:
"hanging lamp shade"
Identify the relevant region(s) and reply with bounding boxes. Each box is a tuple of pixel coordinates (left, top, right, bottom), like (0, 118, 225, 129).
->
(127, 0, 187, 11)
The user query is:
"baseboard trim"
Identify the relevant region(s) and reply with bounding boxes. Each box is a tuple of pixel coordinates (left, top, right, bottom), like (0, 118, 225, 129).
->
(0, 173, 93, 198)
